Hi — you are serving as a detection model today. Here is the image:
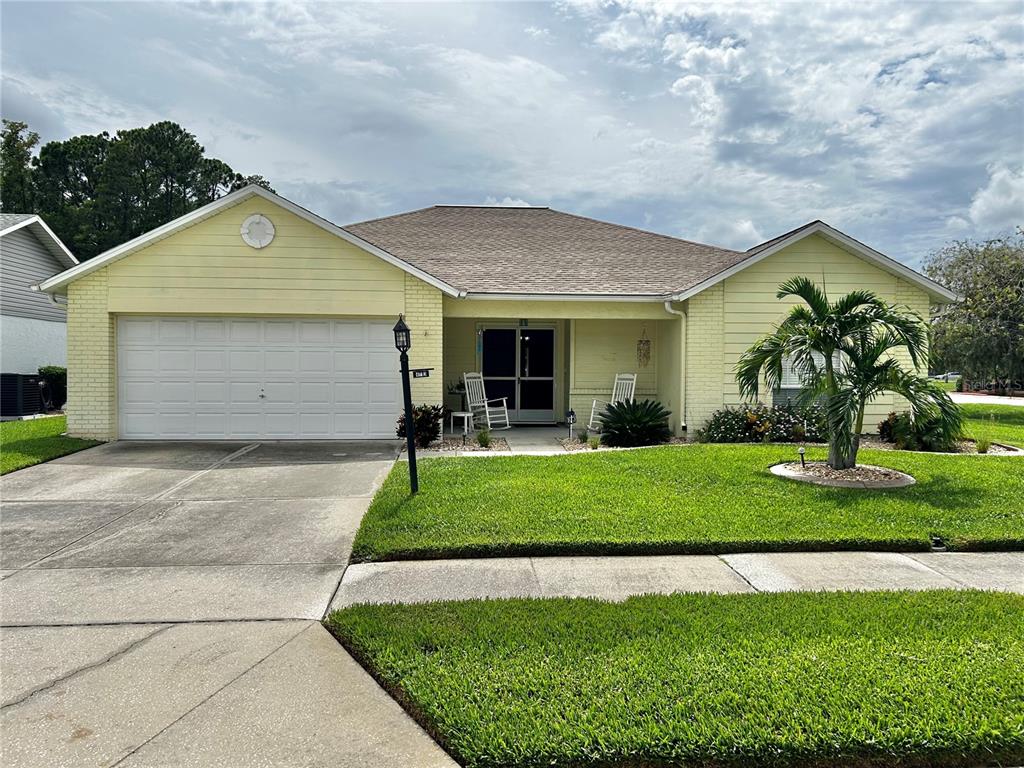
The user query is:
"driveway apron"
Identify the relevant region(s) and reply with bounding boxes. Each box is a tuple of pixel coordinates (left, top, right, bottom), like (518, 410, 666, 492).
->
(0, 440, 456, 768)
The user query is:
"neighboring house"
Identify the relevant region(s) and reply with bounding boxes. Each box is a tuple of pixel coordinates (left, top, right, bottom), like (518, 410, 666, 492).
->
(1, 214, 78, 374)
(37, 185, 955, 441)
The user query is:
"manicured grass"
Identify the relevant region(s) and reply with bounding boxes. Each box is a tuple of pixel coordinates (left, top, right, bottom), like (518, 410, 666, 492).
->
(327, 590, 1024, 768)
(960, 403, 1024, 447)
(351, 445, 1024, 561)
(0, 416, 100, 475)
(935, 379, 956, 391)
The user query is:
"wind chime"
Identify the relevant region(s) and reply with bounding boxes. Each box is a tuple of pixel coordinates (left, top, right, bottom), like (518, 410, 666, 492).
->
(636, 326, 651, 368)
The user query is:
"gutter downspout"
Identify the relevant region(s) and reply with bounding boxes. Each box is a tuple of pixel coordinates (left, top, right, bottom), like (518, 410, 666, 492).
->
(31, 283, 68, 309)
(664, 300, 687, 436)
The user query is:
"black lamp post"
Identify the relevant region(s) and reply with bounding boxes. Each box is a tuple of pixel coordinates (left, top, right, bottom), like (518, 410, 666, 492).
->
(393, 314, 418, 494)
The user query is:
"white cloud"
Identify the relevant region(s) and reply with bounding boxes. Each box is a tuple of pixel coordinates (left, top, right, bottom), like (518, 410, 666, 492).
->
(482, 196, 533, 207)
(697, 218, 765, 250)
(968, 165, 1024, 230)
(2, 0, 1021, 263)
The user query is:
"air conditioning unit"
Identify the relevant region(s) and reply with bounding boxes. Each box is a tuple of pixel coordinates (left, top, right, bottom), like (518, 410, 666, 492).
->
(0, 374, 44, 418)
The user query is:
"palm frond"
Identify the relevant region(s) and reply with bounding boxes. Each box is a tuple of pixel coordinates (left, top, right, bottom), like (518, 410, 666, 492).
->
(776, 276, 829, 318)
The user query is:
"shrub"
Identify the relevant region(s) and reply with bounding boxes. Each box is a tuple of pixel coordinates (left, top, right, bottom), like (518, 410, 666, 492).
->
(395, 404, 447, 449)
(955, 376, 964, 392)
(476, 428, 491, 448)
(697, 403, 827, 444)
(976, 436, 991, 454)
(600, 399, 671, 448)
(588, 436, 600, 450)
(878, 411, 961, 453)
(37, 365, 67, 409)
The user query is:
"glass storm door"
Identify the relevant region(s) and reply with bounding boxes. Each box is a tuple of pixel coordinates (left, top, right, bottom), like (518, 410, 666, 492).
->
(480, 326, 555, 422)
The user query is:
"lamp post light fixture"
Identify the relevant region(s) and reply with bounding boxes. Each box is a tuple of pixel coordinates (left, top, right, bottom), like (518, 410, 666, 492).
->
(566, 409, 577, 440)
(393, 314, 418, 494)
(798, 445, 806, 468)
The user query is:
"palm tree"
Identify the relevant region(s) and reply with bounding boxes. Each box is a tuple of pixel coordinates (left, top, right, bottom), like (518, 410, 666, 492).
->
(736, 276, 962, 469)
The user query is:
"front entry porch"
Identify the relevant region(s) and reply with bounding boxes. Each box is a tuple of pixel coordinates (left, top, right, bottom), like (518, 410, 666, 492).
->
(441, 309, 685, 435)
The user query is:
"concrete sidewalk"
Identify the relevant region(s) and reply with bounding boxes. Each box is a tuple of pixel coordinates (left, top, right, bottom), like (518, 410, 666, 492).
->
(951, 392, 1024, 407)
(333, 551, 1024, 607)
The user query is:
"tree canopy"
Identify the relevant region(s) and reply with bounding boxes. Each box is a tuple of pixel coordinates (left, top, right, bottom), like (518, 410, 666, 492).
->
(924, 230, 1024, 390)
(0, 119, 273, 260)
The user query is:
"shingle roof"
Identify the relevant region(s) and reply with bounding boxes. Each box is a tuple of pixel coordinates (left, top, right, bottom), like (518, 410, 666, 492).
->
(345, 206, 748, 296)
(0, 213, 37, 230)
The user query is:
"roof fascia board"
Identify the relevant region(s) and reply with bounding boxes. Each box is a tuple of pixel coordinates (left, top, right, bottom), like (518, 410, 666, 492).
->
(460, 292, 667, 302)
(671, 222, 957, 303)
(37, 185, 462, 297)
(1, 216, 78, 268)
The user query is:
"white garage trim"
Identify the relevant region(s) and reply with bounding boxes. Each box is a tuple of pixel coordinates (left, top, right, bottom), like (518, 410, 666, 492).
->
(117, 316, 403, 440)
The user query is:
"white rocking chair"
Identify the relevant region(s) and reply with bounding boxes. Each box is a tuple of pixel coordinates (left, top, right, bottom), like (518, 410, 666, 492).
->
(588, 373, 637, 432)
(463, 372, 511, 430)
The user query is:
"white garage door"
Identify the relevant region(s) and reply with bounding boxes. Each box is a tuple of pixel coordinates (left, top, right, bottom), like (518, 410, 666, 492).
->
(117, 317, 402, 439)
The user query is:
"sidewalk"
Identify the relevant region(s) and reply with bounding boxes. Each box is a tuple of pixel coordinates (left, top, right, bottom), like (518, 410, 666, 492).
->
(333, 551, 1024, 608)
(951, 392, 1024, 407)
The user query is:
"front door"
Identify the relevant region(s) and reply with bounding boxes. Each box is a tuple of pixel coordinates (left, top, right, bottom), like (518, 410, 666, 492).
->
(480, 325, 555, 422)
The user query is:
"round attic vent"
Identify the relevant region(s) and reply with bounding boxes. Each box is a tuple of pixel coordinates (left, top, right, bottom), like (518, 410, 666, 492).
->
(240, 214, 275, 249)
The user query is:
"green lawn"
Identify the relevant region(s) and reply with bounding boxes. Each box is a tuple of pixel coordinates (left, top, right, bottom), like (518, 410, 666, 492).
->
(0, 416, 100, 475)
(327, 590, 1024, 768)
(351, 445, 1024, 561)
(960, 403, 1024, 447)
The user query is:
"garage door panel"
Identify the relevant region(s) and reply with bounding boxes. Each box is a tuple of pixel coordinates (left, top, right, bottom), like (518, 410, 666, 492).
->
(121, 349, 158, 375)
(229, 381, 262, 405)
(368, 412, 398, 435)
(300, 381, 332, 405)
(158, 350, 194, 375)
(229, 349, 262, 374)
(195, 412, 228, 437)
(194, 320, 227, 342)
(368, 383, 400, 406)
(299, 321, 332, 343)
(333, 322, 365, 343)
(121, 380, 159, 406)
(264, 349, 298, 372)
(195, 350, 228, 374)
(158, 319, 193, 343)
(264, 412, 301, 437)
(301, 350, 332, 373)
(367, 322, 394, 343)
(117, 316, 403, 439)
(194, 381, 228, 406)
(120, 318, 157, 343)
(229, 320, 261, 342)
(158, 381, 194, 404)
(368, 351, 397, 374)
(264, 321, 297, 342)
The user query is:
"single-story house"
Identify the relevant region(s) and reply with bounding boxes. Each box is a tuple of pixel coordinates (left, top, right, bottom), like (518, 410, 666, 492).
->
(36, 185, 955, 441)
(1, 214, 78, 374)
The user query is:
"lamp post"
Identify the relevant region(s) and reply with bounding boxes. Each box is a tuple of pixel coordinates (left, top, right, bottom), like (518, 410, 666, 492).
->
(393, 315, 418, 494)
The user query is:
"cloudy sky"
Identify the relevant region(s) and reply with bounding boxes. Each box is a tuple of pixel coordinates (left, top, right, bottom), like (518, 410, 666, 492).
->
(2, 1, 1022, 266)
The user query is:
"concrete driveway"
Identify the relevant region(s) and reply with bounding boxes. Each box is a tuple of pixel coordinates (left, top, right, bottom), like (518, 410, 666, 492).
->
(0, 441, 455, 768)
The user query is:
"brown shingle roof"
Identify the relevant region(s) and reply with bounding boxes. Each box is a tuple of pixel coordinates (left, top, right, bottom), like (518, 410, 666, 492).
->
(345, 206, 748, 296)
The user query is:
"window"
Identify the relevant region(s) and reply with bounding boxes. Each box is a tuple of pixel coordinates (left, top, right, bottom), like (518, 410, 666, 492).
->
(779, 351, 842, 389)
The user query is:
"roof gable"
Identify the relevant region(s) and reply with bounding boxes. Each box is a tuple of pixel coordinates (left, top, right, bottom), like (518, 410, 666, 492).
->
(0, 214, 78, 269)
(670, 221, 957, 304)
(36, 186, 461, 296)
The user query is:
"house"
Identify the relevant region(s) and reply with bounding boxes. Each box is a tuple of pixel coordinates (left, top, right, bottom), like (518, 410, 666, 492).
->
(36, 185, 955, 441)
(1, 214, 78, 374)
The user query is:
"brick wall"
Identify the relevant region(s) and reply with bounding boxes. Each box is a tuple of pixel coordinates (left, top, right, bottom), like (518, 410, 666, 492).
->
(683, 283, 725, 429)
(65, 271, 117, 440)
(403, 274, 444, 403)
